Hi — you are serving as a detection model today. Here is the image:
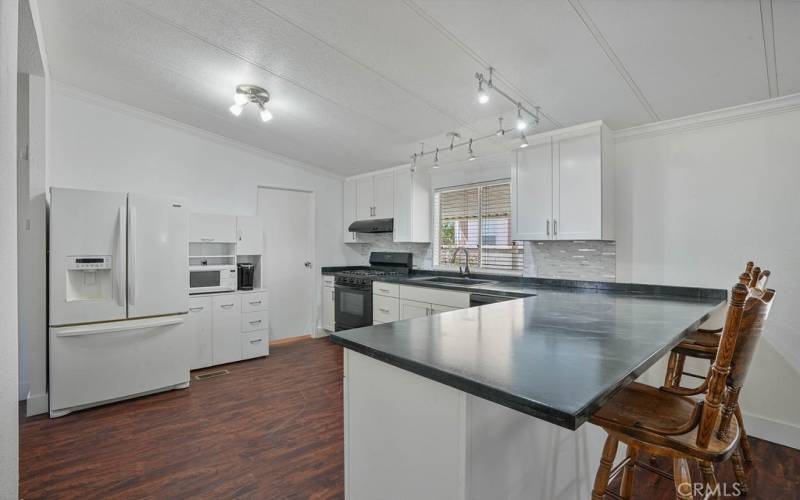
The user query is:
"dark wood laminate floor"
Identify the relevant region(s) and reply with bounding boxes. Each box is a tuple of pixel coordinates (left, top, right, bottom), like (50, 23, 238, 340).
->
(20, 337, 800, 499)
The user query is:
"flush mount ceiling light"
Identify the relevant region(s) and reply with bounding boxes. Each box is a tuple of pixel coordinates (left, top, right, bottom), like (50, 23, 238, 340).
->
(229, 84, 273, 122)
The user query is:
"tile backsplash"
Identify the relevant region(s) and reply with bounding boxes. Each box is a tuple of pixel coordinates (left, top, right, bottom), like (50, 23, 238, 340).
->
(523, 240, 616, 282)
(348, 233, 434, 270)
(347, 234, 616, 282)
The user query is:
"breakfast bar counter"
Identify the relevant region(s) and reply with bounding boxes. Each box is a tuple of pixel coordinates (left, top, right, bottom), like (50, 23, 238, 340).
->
(330, 279, 726, 500)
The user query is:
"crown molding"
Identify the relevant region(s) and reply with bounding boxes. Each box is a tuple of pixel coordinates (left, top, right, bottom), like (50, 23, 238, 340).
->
(614, 93, 800, 143)
(51, 81, 344, 181)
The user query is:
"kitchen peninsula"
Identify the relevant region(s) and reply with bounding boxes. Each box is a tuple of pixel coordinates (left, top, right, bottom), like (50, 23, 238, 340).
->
(330, 278, 726, 500)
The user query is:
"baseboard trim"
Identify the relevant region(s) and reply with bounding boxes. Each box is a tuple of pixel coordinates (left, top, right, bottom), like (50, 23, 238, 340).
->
(26, 392, 48, 417)
(742, 411, 800, 451)
(269, 334, 312, 346)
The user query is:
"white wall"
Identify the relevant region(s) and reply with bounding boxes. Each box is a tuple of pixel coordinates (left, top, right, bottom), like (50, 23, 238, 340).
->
(614, 95, 800, 448)
(0, 0, 20, 496)
(42, 82, 350, 379)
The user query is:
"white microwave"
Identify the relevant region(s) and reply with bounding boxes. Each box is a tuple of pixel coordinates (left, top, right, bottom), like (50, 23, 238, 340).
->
(189, 265, 237, 294)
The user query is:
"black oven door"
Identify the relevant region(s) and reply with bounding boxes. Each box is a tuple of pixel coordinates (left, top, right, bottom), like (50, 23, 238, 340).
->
(335, 286, 372, 330)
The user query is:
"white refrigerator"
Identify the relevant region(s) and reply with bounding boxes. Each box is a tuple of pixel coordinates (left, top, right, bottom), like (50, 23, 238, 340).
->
(49, 187, 190, 417)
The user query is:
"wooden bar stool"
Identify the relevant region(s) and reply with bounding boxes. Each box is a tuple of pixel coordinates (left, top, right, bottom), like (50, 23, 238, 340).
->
(590, 277, 775, 499)
(662, 262, 770, 463)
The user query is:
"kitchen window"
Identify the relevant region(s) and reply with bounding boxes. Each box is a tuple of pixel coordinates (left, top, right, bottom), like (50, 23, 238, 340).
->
(433, 180, 523, 273)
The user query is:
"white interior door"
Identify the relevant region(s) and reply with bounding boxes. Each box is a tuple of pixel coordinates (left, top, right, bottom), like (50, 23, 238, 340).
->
(259, 187, 315, 340)
(128, 193, 188, 318)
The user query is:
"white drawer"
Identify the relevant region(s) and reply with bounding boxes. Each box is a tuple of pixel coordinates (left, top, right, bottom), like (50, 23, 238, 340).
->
(373, 294, 400, 323)
(241, 291, 268, 312)
(373, 281, 399, 298)
(242, 331, 268, 359)
(241, 310, 269, 333)
(399, 285, 470, 309)
(323, 275, 335, 286)
(373, 321, 384, 325)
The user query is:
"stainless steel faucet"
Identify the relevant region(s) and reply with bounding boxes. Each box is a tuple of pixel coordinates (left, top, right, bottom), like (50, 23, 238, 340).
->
(451, 247, 471, 276)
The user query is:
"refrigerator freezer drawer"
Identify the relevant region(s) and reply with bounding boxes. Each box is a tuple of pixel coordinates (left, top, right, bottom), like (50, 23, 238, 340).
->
(49, 315, 190, 417)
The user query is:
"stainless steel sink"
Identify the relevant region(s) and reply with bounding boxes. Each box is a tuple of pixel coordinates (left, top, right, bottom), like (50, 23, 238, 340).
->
(418, 276, 496, 287)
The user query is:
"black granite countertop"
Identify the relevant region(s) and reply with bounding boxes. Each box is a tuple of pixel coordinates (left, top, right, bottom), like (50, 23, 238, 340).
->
(330, 277, 725, 430)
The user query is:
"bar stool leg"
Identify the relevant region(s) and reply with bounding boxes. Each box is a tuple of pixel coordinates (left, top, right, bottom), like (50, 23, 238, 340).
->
(731, 450, 749, 495)
(674, 458, 693, 500)
(673, 353, 686, 387)
(664, 351, 679, 388)
(698, 461, 719, 499)
(592, 434, 619, 500)
(620, 445, 638, 499)
(734, 405, 753, 463)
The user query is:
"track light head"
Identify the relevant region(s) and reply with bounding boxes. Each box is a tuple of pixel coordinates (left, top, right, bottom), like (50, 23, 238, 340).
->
(258, 104, 273, 122)
(519, 132, 529, 149)
(516, 105, 528, 131)
(467, 138, 476, 161)
(433, 148, 440, 168)
(229, 103, 244, 116)
(477, 81, 489, 104)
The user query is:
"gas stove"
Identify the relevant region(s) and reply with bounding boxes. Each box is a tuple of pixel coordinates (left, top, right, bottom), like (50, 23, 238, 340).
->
(334, 269, 399, 289)
(334, 252, 413, 331)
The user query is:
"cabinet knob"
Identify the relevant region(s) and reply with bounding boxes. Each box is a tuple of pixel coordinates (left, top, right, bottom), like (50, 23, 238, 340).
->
(546, 220, 550, 236)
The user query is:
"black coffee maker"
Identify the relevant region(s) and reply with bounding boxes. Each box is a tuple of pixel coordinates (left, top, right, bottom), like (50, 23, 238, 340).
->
(237, 263, 255, 290)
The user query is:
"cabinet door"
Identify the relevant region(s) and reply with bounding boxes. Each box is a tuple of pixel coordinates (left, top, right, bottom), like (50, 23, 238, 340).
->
(189, 214, 236, 243)
(323, 286, 336, 331)
(343, 179, 358, 243)
(356, 177, 374, 220)
(212, 294, 241, 365)
(430, 304, 459, 315)
(373, 172, 394, 219)
(554, 132, 602, 240)
(513, 142, 553, 240)
(236, 215, 263, 255)
(187, 296, 212, 370)
(400, 299, 429, 320)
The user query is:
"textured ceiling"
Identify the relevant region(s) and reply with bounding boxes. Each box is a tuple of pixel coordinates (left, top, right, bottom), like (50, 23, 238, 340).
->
(36, 0, 800, 176)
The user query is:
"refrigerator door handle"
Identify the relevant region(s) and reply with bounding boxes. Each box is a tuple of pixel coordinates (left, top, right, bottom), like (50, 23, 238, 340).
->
(55, 317, 184, 337)
(116, 204, 127, 307)
(128, 204, 137, 306)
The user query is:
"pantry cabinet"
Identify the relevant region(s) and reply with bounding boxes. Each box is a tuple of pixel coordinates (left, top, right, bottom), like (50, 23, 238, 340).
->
(512, 121, 614, 241)
(236, 215, 263, 255)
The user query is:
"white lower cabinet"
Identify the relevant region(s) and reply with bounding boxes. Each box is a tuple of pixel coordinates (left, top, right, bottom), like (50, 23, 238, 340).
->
(187, 296, 213, 370)
(322, 275, 336, 332)
(212, 295, 242, 365)
(186, 290, 269, 369)
(376, 283, 470, 323)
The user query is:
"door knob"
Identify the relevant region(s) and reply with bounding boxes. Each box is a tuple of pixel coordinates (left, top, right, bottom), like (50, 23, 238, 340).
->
(304, 261, 312, 268)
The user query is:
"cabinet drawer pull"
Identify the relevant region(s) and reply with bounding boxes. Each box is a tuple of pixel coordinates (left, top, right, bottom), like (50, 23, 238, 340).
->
(379, 307, 390, 313)
(553, 219, 558, 236)
(249, 338, 262, 344)
(249, 319, 262, 325)
(546, 220, 550, 236)
(200, 237, 215, 242)
(189, 307, 204, 312)
(378, 288, 391, 293)
(249, 300, 262, 305)
(220, 303, 234, 308)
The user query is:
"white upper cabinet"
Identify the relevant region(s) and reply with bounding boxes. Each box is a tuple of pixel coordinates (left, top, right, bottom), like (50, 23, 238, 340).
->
(356, 176, 374, 220)
(373, 172, 395, 219)
(512, 121, 614, 241)
(236, 215, 263, 255)
(189, 213, 236, 243)
(343, 179, 357, 243)
(393, 167, 430, 243)
(513, 139, 553, 240)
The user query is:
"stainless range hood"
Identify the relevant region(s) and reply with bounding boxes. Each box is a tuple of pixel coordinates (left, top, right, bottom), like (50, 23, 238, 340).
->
(348, 218, 393, 233)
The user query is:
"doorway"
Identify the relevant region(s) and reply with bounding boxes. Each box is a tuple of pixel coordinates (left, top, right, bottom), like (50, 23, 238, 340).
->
(257, 187, 315, 341)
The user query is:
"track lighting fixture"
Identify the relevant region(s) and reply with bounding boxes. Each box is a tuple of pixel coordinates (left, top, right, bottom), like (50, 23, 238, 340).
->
(229, 84, 273, 122)
(433, 148, 440, 168)
(447, 132, 460, 151)
(468, 139, 476, 161)
(477, 81, 489, 104)
(519, 132, 529, 149)
(516, 104, 528, 131)
(496, 117, 504, 136)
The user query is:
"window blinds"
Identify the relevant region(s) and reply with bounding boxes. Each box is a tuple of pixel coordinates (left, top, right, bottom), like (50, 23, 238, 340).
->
(434, 181, 523, 272)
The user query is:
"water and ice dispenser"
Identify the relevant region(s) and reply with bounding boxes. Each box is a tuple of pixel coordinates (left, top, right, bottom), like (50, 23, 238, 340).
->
(65, 255, 114, 302)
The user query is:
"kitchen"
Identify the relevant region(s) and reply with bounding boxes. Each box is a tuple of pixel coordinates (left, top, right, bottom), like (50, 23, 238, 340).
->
(3, 1, 800, 499)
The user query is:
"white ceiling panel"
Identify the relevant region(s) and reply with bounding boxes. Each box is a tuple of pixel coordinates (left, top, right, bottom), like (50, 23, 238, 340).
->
(413, 0, 654, 130)
(581, 0, 769, 120)
(773, 0, 800, 96)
